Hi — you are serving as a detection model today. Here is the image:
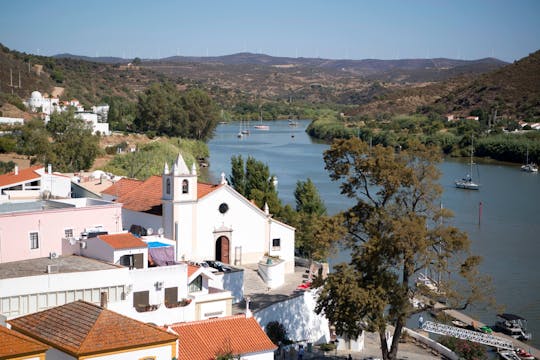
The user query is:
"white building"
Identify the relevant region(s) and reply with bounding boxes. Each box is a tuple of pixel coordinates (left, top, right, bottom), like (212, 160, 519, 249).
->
(0, 164, 72, 200)
(75, 111, 110, 135)
(0, 232, 233, 326)
(25, 91, 110, 135)
(102, 154, 296, 274)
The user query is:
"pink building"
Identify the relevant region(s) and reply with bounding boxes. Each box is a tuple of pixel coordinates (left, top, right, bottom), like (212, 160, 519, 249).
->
(0, 198, 122, 263)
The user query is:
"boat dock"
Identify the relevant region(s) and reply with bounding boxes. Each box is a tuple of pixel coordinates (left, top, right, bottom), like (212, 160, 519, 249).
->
(430, 300, 540, 358)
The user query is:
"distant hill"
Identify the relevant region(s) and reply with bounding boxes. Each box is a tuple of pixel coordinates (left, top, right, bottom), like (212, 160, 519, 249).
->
(346, 50, 540, 120)
(434, 50, 540, 119)
(53, 53, 129, 64)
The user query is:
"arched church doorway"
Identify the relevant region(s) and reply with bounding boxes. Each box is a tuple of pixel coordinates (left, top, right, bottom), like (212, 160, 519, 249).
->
(215, 236, 230, 264)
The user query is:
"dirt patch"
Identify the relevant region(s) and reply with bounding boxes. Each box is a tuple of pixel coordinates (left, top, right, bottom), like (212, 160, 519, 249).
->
(0, 153, 32, 169)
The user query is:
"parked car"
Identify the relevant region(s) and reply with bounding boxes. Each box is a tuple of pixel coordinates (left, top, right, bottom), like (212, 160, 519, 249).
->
(204, 260, 232, 272)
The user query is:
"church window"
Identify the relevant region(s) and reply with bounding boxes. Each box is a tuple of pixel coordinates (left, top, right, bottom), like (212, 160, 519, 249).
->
(218, 202, 229, 214)
(182, 179, 189, 194)
(166, 178, 171, 194)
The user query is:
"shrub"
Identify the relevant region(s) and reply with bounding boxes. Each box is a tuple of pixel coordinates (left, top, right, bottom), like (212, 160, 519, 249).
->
(265, 321, 289, 345)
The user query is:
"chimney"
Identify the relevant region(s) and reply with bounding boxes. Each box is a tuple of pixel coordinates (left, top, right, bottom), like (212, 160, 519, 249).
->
(47, 164, 52, 174)
(14, 165, 18, 175)
(100, 291, 108, 308)
(244, 296, 252, 318)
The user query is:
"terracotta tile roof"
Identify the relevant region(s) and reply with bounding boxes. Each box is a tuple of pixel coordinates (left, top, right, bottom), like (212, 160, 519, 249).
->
(187, 264, 199, 277)
(102, 176, 220, 215)
(98, 233, 148, 249)
(8, 300, 177, 357)
(0, 325, 49, 358)
(170, 315, 276, 360)
(101, 177, 143, 197)
(0, 165, 42, 188)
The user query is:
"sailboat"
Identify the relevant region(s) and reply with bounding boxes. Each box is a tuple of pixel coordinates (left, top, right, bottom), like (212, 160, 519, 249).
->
(253, 109, 269, 130)
(237, 120, 244, 138)
(520, 147, 538, 173)
(455, 136, 480, 190)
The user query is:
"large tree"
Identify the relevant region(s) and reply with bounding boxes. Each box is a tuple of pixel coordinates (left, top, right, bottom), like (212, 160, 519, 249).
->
(228, 155, 282, 214)
(135, 82, 219, 140)
(315, 138, 491, 360)
(46, 110, 100, 171)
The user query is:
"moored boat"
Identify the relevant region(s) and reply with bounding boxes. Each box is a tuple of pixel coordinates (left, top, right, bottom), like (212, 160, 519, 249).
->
(495, 313, 532, 341)
(499, 350, 522, 360)
(516, 348, 535, 360)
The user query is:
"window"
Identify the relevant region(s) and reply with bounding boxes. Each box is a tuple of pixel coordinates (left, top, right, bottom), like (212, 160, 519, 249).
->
(64, 228, 73, 238)
(166, 178, 171, 194)
(29, 232, 39, 249)
(182, 179, 189, 194)
(188, 275, 202, 293)
(164, 287, 178, 306)
(272, 238, 281, 250)
(133, 290, 149, 309)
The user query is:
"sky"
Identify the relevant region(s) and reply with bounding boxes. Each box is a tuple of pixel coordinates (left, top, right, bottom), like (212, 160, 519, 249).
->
(1, 0, 539, 62)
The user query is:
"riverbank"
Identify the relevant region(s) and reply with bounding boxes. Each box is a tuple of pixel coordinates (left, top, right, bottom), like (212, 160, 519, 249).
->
(306, 116, 540, 165)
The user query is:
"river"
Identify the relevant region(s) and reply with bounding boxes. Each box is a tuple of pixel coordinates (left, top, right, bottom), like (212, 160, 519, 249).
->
(207, 119, 540, 348)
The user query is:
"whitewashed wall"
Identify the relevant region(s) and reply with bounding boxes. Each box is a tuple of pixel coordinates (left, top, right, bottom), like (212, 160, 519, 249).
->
(122, 209, 162, 232)
(255, 290, 330, 345)
(45, 343, 174, 360)
(240, 350, 275, 360)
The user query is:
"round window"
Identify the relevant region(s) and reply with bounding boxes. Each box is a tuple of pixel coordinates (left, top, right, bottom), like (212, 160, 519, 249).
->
(219, 203, 229, 214)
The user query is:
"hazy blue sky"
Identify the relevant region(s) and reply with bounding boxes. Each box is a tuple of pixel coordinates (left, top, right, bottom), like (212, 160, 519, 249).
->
(1, 0, 539, 62)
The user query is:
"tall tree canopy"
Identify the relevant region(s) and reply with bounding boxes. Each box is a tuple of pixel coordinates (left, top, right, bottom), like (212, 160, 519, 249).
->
(135, 82, 219, 140)
(228, 155, 281, 214)
(316, 138, 491, 360)
(46, 110, 101, 171)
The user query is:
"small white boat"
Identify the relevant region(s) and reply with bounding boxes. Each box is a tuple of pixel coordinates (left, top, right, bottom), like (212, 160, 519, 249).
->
(521, 147, 538, 173)
(456, 136, 480, 190)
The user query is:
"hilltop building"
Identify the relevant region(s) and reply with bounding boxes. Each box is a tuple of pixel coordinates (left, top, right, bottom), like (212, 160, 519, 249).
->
(24, 91, 110, 135)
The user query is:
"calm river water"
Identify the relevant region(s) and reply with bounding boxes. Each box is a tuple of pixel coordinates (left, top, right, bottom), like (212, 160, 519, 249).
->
(207, 120, 540, 348)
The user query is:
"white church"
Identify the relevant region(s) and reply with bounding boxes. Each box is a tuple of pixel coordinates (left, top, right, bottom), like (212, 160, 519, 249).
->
(102, 154, 296, 273)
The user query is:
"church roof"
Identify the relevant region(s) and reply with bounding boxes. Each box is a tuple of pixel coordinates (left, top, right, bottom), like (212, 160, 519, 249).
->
(101, 177, 143, 197)
(8, 300, 177, 357)
(169, 315, 276, 360)
(102, 176, 220, 215)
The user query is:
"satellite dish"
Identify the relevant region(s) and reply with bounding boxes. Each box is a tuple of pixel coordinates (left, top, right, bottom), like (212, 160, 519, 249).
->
(157, 227, 164, 235)
(69, 238, 77, 246)
(147, 228, 154, 236)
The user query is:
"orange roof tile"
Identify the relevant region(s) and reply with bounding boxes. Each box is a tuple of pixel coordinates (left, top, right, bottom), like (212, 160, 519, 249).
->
(170, 315, 276, 360)
(98, 233, 148, 249)
(0, 165, 42, 188)
(0, 326, 48, 358)
(103, 176, 220, 215)
(187, 265, 199, 277)
(8, 301, 177, 357)
(101, 177, 143, 197)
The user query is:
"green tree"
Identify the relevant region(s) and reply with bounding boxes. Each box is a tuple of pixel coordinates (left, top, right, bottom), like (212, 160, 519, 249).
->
(265, 321, 289, 345)
(316, 138, 491, 360)
(227, 155, 282, 215)
(294, 178, 326, 215)
(229, 155, 246, 196)
(135, 82, 218, 140)
(16, 118, 52, 164)
(46, 110, 100, 171)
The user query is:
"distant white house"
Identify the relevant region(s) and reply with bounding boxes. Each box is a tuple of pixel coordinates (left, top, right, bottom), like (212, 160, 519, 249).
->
(25, 91, 111, 135)
(0, 116, 24, 125)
